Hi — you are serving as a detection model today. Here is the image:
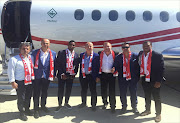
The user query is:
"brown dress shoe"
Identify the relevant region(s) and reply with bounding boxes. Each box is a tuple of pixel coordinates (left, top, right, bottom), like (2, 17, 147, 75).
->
(140, 110, 151, 116)
(155, 114, 161, 122)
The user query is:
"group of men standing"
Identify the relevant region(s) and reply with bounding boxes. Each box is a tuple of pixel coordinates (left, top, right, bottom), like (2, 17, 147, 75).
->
(8, 39, 164, 122)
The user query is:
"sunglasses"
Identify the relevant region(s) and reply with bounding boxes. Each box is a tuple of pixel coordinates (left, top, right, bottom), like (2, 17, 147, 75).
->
(122, 46, 130, 49)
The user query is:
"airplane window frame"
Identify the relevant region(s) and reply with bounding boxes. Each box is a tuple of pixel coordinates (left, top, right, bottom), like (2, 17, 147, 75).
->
(176, 12, 180, 22)
(126, 10, 135, 22)
(160, 11, 169, 22)
(109, 10, 118, 21)
(143, 11, 152, 22)
(74, 9, 84, 20)
(92, 10, 101, 21)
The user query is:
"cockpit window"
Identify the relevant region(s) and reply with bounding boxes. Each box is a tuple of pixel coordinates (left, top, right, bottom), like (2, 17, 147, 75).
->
(74, 9, 84, 20)
(92, 10, 101, 21)
(176, 12, 180, 22)
(160, 11, 169, 22)
(143, 11, 152, 22)
(109, 10, 118, 21)
(126, 10, 135, 21)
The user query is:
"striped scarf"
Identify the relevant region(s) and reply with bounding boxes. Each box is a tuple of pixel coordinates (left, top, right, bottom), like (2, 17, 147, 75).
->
(34, 49, 54, 81)
(66, 49, 75, 75)
(99, 50, 118, 76)
(19, 54, 35, 85)
(81, 52, 93, 78)
(140, 50, 152, 82)
(123, 52, 131, 81)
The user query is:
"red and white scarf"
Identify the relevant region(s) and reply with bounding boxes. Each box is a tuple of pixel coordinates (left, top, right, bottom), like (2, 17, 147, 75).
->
(34, 49, 54, 81)
(66, 49, 75, 75)
(19, 54, 35, 85)
(81, 52, 93, 78)
(99, 50, 118, 76)
(123, 52, 131, 81)
(140, 50, 152, 82)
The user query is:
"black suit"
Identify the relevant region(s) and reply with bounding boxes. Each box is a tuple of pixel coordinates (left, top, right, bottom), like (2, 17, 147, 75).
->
(56, 50, 79, 105)
(138, 51, 165, 115)
(98, 51, 118, 109)
(114, 52, 139, 109)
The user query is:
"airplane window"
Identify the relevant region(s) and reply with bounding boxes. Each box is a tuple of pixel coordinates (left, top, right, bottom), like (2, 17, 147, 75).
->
(160, 11, 169, 22)
(126, 10, 135, 21)
(74, 9, 84, 20)
(176, 12, 180, 22)
(92, 10, 101, 21)
(143, 11, 152, 22)
(109, 10, 118, 21)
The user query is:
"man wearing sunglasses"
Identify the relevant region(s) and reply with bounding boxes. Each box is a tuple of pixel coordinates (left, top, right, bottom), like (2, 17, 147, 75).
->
(113, 42, 140, 115)
(55, 40, 79, 112)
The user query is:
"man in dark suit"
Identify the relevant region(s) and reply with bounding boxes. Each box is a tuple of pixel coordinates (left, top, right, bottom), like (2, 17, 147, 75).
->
(139, 41, 164, 122)
(78, 42, 100, 111)
(98, 42, 118, 113)
(113, 42, 140, 115)
(55, 40, 79, 112)
(31, 39, 56, 118)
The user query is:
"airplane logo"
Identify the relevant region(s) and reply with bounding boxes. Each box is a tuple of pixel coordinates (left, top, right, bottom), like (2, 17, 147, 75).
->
(47, 8, 57, 18)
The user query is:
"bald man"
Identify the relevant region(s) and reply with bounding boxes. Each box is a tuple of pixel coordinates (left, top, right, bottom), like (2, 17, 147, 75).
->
(31, 39, 56, 118)
(98, 42, 118, 113)
(78, 42, 100, 111)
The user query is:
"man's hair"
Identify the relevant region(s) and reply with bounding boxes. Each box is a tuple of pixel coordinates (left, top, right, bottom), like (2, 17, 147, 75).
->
(19, 42, 31, 49)
(69, 40, 75, 44)
(122, 42, 130, 47)
(143, 41, 152, 45)
(85, 42, 93, 46)
(41, 38, 50, 43)
(103, 42, 112, 46)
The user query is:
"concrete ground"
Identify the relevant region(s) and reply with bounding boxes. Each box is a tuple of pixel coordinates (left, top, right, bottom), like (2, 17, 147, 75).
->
(0, 82, 180, 123)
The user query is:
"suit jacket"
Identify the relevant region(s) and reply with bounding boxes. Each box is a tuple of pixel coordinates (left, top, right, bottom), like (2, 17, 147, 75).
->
(113, 52, 140, 81)
(55, 49, 79, 78)
(31, 49, 56, 80)
(138, 50, 165, 83)
(79, 52, 100, 80)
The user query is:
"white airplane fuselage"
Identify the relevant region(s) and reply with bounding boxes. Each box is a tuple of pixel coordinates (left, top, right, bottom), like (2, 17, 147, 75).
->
(0, 0, 180, 83)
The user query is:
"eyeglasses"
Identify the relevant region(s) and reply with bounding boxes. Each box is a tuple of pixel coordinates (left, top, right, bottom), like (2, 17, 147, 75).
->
(122, 46, 130, 49)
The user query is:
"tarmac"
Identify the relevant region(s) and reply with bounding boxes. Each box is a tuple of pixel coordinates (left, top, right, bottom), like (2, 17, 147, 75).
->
(0, 81, 180, 123)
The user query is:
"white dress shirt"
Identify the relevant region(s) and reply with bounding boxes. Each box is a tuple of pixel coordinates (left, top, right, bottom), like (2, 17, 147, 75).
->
(40, 49, 49, 66)
(102, 52, 114, 73)
(8, 55, 32, 82)
(144, 52, 150, 75)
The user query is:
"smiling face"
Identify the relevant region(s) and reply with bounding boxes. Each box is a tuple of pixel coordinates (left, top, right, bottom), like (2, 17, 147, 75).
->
(20, 45, 31, 57)
(103, 42, 112, 53)
(122, 43, 130, 54)
(143, 41, 152, 53)
(68, 41, 76, 51)
(85, 42, 93, 53)
(41, 39, 50, 52)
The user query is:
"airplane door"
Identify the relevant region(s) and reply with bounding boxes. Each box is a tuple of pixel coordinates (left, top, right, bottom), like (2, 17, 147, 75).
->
(1, 0, 32, 48)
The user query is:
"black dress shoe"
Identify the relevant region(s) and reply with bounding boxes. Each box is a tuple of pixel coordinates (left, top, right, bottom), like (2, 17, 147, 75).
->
(78, 103, 86, 108)
(25, 109, 33, 116)
(133, 108, 139, 115)
(34, 111, 40, 119)
(111, 108, 116, 114)
(102, 104, 108, 110)
(120, 108, 127, 114)
(140, 110, 151, 116)
(91, 106, 96, 111)
(20, 112, 28, 121)
(41, 107, 50, 113)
